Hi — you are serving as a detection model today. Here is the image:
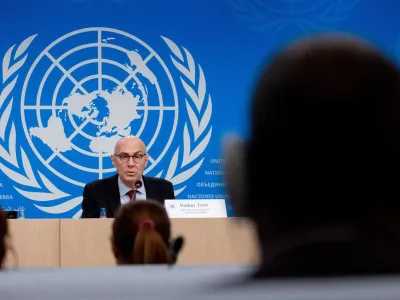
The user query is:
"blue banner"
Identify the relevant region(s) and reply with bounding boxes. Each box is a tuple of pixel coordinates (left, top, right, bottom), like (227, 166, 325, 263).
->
(0, 0, 399, 218)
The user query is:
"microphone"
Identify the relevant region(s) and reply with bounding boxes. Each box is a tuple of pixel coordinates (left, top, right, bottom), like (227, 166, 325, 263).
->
(169, 236, 184, 266)
(134, 180, 142, 189)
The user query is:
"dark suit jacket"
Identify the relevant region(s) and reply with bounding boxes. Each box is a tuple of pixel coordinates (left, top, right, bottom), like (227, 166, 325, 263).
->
(81, 174, 175, 218)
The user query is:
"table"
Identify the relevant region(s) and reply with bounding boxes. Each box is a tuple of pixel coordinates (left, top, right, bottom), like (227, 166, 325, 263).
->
(5, 219, 60, 268)
(5, 218, 258, 267)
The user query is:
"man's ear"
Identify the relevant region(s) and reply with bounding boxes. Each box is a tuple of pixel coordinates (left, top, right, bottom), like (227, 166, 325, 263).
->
(222, 135, 248, 217)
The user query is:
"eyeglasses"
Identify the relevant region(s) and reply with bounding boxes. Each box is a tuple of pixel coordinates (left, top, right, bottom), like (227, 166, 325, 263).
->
(114, 153, 147, 164)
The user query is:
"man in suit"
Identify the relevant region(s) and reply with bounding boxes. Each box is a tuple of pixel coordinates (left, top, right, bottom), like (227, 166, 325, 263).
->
(224, 34, 400, 278)
(81, 136, 175, 218)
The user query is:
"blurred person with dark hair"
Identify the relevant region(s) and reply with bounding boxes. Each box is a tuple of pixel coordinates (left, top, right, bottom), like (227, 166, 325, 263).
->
(111, 200, 174, 265)
(0, 209, 7, 268)
(224, 33, 400, 278)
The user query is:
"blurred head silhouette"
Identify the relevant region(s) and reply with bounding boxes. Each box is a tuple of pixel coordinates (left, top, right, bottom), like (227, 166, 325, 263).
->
(224, 33, 400, 276)
(0, 209, 8, 268)
(111, 200, 172, 265)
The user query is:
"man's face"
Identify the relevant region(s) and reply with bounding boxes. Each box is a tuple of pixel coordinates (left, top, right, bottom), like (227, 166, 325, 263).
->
(111, 138, 148, 187)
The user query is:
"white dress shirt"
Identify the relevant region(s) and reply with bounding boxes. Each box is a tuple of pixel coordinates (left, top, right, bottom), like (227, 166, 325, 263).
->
(118, 176, 147, 205)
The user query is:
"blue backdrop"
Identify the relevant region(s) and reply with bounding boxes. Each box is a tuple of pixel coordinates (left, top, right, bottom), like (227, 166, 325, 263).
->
(0, 0, 399, 218)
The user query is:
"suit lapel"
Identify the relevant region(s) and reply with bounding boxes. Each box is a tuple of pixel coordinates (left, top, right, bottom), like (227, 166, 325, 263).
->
(108, 174, 121, 217)
(143, 176, 156, 200)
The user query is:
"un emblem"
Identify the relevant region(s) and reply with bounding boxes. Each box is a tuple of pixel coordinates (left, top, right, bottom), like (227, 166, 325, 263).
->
(0, 27, 212, 218)
(225, 0, 362, 34)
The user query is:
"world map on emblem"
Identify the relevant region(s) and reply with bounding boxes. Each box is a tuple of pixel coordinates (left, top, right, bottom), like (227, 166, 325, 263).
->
(21, 28, 179, 186)
(30, 50, 155, 155)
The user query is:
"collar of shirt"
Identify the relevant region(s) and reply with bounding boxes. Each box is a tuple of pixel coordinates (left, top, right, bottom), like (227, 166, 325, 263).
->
(118, 176, 146, 203)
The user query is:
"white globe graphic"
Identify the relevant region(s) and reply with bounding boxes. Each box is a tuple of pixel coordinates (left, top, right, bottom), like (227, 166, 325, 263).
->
(21, 27, 179, 187)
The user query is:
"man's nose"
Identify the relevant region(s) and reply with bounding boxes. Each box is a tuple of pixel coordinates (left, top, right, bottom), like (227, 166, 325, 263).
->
(127, 157, 136, 166)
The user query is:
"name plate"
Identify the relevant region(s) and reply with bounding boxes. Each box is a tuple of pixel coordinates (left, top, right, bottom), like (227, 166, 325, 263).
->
(164, 199, 227, 218)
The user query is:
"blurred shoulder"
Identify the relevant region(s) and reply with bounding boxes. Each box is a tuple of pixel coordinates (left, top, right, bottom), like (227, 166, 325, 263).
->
(85, 174, 118, 189)
(144, 176, 173, 186)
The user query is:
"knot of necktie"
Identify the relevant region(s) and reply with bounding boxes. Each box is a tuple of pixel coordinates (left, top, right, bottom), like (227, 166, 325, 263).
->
(127, 189, 136, 201)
